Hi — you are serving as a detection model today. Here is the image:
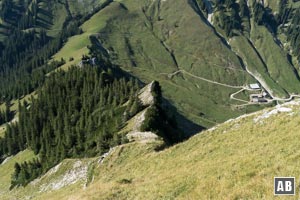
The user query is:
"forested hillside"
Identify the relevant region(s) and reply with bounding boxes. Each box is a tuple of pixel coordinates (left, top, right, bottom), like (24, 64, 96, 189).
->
(4, 64, 140, 188)
(0, 62, 179, 188)
(0, 0, 181, 189)
(4, 0, 300, 131)
(0, 0, 112, 101)
(1, 0, 300, 199)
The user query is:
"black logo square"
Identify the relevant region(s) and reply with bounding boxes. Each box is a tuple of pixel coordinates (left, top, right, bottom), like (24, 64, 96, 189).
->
(274, 177, 295, 195)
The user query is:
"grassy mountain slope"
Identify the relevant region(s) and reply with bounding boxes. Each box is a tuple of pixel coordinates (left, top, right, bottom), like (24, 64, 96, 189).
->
(230, 36, 288, 97)
(0, 150, 35, 196)
(249, 13, 300, 95)
(0, 0, 106, 39)
(52, 0, 113, 71)
(0, 0, 64, 38)
(211, 0, 300, 98)
(2, 100, 300, 199)
(4, 0, 296, 132)
(2, 1, 300, 198)
(50, 0, 300, 130)
(58, 101, 300, 200)
(0, 91, 36, 138)
(68, 0, 105, 15)
(53, 0, 259, 129)
(2, 0, 297, 132)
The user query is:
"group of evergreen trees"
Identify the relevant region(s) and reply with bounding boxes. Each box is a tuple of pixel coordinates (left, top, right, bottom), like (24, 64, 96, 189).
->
(0, 18, 84, 101)
(0, 0, 145, 186)
(0, 0, 181, 189)
(11, 159, 42, 188)
(248, 0, 300, 63)
(197, 0, 290, 37)
(0, 0, 95, 102)
(0, 64, 141, 188)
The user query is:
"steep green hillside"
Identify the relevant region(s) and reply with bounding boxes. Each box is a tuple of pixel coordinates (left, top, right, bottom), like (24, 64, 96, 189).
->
(61, 101, 300, 199)
(3, 100, 300, 199)
(0, 150, 36, 195)
(52, 0, 114, 71)
(53, 0, 261, 129)
(204, 0, 300, 97)
(3, 0, 298, 131)
(68, 0, 105, 15)
(0, 0, 106, 39)
(51, 0, 300, 130)
(3, 1, 300, 199)
(0, 0, 65, 38)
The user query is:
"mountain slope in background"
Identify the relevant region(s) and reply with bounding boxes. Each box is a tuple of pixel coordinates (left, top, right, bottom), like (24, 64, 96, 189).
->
(51, 0, 300, 131)
(53, 0, 255, 130)
(2, 0, 300, 130)
(0, 0, 106, 39)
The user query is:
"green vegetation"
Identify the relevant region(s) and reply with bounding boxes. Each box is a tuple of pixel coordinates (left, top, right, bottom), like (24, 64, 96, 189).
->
(2, 101, 300, 199)
(213, 0, 243, 37)
(71, 0, 257, 129)
(2, 0, 300, 199)
(285, 8, 300, 61)
(49, 0, 300, 129)
(250, 24, 300, 94)
(230, 36, 288, 97)
(0, 125, 6, 138)
(1, 53, 178, 187)
(1, 64, 142, 187)
(68, 0, 105, 16)
(75, 106, 300, 199)
(0, 0, 114, 102)
(0, 150, 35, 192)
(0, 0, 82, 101)
(52, 0, 115, 70)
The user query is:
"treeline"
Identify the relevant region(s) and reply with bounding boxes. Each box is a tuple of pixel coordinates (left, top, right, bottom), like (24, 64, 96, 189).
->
(0, 18, 82, 101)
(12, 159, 42, 188)
(0, 0, 183, 189)
(0, 65, 141, 188)
(186, 0, 300, 62)
(0, 0, 85, 102)
(262, 0, 300, 62)
(0, 0, 26, 24)
(0, 0, 114, 102)
(246, 0, 300, 62)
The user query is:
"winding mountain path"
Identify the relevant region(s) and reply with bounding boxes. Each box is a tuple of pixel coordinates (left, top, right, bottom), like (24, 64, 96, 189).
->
(165, 70, 244, 89)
